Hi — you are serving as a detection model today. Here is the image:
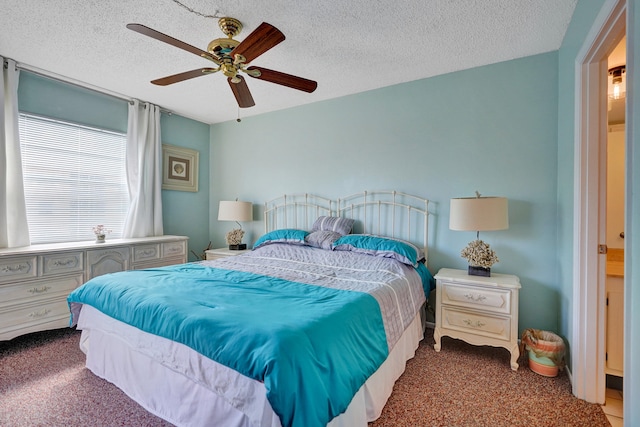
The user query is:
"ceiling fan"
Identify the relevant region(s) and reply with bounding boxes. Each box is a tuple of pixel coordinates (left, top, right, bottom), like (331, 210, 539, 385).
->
(126, 17, 318, 108)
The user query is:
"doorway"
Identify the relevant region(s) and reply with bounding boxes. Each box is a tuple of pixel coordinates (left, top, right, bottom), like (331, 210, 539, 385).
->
(572, 0, 626, 407)
(601, 37, 626, 424)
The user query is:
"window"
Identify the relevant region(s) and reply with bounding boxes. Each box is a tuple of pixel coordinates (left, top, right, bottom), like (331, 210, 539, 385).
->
(18, 113, 129, 244)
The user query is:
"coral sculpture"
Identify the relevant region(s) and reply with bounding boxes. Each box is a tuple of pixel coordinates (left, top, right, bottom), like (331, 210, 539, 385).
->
(460, 239, 499, 268)
(225, 228, 245, 245)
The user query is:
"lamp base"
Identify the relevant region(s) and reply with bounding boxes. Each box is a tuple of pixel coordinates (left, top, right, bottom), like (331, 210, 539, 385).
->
(468, 265, 490, 277)
(228, 244, 247, 250)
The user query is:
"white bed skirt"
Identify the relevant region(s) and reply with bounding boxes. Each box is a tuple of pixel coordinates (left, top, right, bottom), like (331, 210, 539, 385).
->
(77, 305, 423, 427)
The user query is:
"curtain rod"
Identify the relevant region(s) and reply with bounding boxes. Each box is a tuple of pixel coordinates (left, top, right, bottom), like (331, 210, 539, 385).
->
(13, 60, 173, 115)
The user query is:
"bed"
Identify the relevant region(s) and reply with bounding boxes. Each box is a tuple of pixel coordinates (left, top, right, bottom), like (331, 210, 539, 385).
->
(68, 191, 433, 427)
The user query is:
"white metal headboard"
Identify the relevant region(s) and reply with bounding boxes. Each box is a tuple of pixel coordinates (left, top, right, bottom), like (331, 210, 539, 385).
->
(264, 193, 334, 232)
(337, 191, 430, 261)
(264, 190, 430, 262)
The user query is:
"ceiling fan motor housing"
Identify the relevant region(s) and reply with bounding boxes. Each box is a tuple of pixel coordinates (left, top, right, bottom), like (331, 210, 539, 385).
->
(218, 17, 242, 38)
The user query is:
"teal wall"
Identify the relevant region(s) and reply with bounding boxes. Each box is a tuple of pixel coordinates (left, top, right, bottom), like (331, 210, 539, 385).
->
(211, 52, 560, 333)
(17, 72, 211, 259)
(555, 0, 606, 376)
(160, 113, 210, 260)
(18, 72, 127, 133)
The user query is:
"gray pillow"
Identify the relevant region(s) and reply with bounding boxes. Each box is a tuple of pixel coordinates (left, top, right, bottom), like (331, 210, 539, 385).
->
(305, 230, 342, 250)
(311, 216, 355, 236)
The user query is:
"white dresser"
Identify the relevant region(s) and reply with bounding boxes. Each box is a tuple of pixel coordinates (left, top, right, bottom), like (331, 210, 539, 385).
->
(0, 235, 188, 341)
(433, 268, 521, 370)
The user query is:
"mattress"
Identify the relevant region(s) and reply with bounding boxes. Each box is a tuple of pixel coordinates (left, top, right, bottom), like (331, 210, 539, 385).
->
(70, 242, 430, 426)
(77, 304, 424, 427)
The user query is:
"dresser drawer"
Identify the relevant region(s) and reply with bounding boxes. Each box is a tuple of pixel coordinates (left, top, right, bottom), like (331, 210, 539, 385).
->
(440, 281, 511, 315)
(0, 274, 84, 308)
(162, 241, 186, 259)
(441, 306, 511, 342)
(133, 244, 161, 263)
(0, 296, 72, 332)
(42, 251, 84, 276)
(0, 256, 38, 284)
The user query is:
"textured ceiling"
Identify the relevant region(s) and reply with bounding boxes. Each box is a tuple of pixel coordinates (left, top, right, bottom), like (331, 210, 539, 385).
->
(0, 0, 578, 124)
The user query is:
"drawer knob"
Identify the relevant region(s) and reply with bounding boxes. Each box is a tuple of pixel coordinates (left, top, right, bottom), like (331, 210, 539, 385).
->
(464, 293, 487, 302)
(1, 263, 29, 273)
(463, 318, 486, 328)
(29, 309, 51, 318)
(28, 286, 51, 294)
(53, 259, 75, 266)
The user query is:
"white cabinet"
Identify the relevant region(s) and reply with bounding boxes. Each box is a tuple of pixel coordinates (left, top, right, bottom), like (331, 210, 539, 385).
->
(87, 247, 130, 279)
(0, 236, 188, 341)
(434, 268, 521, 370)
(605, 248, 624, 376)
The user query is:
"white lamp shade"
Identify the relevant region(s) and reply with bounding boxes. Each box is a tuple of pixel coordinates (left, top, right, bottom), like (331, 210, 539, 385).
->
(449, 197, 508, 231)
(218, 200, 253, 222)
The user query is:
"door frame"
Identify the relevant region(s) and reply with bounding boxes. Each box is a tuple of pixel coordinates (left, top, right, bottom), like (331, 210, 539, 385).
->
(572, 0, 626, 404)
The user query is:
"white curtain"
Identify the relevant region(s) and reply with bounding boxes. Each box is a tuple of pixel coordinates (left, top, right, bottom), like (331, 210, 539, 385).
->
(122, 99, 163, 238)
(0, 57, 30, 248)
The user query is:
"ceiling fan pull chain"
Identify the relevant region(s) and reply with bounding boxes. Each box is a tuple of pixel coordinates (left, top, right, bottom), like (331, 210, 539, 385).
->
(170, 0, 221, 19)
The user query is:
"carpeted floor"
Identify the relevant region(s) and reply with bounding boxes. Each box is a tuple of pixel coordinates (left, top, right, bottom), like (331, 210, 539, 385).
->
(0, 327, 610, 426)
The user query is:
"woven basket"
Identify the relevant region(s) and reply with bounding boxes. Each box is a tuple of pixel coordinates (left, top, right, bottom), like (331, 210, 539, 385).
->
(521, 329, 566, 376)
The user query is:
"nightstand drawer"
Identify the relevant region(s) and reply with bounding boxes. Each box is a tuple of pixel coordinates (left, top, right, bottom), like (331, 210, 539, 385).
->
(440, 282, 511, 315)
(205, 248, 250, 260)
(441, 306, 511, 342)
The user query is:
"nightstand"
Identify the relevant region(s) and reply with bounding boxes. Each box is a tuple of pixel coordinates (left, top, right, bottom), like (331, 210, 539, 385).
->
(433, 268, 521, 370)
(205, 247, 250, 261)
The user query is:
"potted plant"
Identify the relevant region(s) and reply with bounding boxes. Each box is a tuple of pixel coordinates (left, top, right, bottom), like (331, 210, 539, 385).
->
(92, 225, 112, 243)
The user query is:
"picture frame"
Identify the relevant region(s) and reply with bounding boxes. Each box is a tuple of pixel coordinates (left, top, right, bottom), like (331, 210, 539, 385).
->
(162, 144, 199, 192)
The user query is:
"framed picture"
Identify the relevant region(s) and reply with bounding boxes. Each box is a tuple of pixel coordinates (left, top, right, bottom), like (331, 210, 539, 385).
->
(162, 144, 199, 192)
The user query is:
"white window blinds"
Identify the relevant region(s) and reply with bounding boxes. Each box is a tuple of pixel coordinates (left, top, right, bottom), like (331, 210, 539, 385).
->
(18, 113, 129, 244)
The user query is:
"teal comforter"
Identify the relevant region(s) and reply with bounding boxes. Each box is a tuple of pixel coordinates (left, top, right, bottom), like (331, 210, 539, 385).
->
(68, 263, 389, 427)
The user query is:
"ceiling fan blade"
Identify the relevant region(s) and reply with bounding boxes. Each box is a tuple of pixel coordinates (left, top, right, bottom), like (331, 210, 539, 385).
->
(246, 67, 317, 93)
(228, 76, 255, 108)
(127, 23, 220, 64)
(232, 22, 285, 64)
(151, 68, 218, 86)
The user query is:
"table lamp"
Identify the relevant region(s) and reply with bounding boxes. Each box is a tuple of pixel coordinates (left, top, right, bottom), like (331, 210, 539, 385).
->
(449, 192, 508, 276)
(218, 200, 253, 250)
